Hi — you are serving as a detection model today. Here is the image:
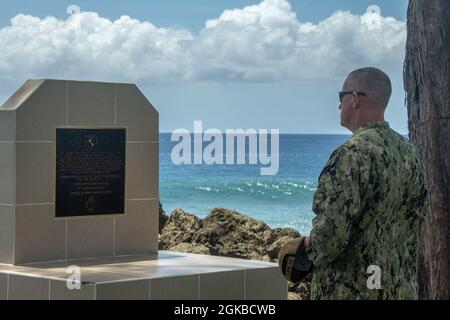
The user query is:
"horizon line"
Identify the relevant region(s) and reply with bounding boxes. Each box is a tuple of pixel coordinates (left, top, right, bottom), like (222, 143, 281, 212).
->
(158, 132, 409, 136)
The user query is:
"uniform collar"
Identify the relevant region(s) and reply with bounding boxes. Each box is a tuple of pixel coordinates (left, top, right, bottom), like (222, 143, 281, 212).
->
(353, 120, 390, 136)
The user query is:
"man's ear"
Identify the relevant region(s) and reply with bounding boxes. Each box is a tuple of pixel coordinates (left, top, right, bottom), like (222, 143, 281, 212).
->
(352, 91, 360, 110)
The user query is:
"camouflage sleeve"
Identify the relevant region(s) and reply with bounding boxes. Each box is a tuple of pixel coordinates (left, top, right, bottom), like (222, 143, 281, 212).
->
(307, 144, 369, 267)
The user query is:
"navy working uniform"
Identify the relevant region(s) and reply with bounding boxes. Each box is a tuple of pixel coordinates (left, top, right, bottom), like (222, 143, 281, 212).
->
(306, 121, 428, 299)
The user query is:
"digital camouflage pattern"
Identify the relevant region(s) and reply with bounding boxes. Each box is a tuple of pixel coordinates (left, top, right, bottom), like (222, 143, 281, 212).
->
(306, 121, 428, 300)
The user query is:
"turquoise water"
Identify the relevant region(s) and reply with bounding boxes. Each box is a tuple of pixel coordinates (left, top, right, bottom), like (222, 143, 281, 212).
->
(159, 133, 350, 235)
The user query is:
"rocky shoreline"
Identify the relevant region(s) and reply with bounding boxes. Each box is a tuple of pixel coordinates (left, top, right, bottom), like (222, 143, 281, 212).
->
(158, 204, 311, 300)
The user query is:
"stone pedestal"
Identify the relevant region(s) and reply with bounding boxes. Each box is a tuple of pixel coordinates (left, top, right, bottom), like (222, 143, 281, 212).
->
(0, 251, 287, 300)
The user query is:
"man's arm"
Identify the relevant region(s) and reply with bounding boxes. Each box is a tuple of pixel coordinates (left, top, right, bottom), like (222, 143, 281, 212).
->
(306, 145, 369, 267)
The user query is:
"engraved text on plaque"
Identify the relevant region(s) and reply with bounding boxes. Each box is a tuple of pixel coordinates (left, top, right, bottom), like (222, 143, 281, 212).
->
(55, 128, 126, 217)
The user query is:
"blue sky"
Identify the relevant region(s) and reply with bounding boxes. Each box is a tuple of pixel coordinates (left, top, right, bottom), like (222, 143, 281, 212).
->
(0, 1, 408, 28)
(0, 0, 409, 133)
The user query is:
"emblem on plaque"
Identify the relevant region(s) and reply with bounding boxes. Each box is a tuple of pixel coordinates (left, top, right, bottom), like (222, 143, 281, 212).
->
(85, 196, 97, 212)
(86, 135, 98, 148)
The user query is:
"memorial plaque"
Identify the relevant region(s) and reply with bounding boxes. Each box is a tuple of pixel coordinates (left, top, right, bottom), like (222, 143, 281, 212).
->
(55, 128, 126, 217)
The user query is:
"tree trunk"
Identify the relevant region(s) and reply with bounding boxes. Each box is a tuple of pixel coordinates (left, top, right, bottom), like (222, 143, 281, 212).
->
(404, 0, 450, 299)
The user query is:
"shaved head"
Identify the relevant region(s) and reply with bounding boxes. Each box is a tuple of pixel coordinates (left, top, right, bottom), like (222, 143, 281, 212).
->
(344, 67, 392, 110)
(339, 67, 391, 132)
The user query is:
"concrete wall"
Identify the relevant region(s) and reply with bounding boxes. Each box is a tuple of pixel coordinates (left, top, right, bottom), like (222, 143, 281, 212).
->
(0, 79, 159, 264)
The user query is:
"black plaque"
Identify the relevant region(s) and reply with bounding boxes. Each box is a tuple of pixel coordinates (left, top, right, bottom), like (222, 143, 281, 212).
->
(55, 128, 126, 217)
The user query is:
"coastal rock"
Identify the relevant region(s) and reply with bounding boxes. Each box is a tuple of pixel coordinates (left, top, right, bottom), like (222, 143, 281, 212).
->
(159, 202, 169, 233)
(159, 206, 311, 300)
(170, 242, 211, 255)
(160, 207, 300, 261)
(159, 208, 203, 250)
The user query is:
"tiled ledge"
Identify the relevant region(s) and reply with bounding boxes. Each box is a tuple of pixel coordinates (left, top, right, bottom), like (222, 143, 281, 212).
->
(0, 251, 287, 300)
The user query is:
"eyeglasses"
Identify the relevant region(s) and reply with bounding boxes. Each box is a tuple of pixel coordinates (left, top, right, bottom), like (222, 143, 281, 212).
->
(339, 91, 367, 103)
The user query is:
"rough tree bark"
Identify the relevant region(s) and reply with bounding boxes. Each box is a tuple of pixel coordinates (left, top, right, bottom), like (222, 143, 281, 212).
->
(404, 0, 450, 299)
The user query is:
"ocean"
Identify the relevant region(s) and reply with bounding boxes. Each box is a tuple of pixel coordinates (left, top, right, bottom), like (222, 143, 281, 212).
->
(160, 133, 351, 235)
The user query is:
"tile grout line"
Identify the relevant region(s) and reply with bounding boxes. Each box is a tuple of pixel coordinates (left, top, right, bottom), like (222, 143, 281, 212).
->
(198, 275, 201, 300)
(3, 141, 57, 143)
(148, 279, 151, 300)
(1, 271, 69, 282)
(113, 218, 116, 257)
(113, 83, 118, 262)
(15, 141, 54, 143)
(127, 141, 159, 144)
(243, 270, 246, 300)
(65, 219, 68, 260)
(127, 198, 159, 201)
(12, 110, 16, 265)
(16, 203, 54, 206)
(6, 274, 9, 300)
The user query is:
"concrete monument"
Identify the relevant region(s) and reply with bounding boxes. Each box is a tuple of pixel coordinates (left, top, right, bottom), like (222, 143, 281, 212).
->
(0, 79, 286, 300)
(0, 79, 159, 264)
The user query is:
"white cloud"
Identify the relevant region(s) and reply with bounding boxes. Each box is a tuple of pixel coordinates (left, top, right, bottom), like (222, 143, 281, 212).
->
(0, 0, 406, 86)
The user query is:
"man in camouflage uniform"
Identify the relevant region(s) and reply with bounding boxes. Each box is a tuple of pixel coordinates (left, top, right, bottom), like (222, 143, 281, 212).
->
(304, 67, 428, 299)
